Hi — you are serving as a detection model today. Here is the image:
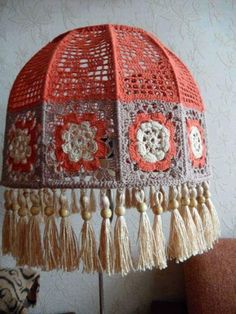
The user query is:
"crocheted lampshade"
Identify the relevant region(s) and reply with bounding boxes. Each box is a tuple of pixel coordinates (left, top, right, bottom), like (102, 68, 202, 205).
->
(1, 24, 220, 275)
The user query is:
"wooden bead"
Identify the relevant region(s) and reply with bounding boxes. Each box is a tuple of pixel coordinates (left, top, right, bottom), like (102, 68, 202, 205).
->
(12, 204, 19, 211)
(101, 208, 112, 219)
(82, 210, 92, 221)
(18, 207, 27, 217)
(197, 195, 205, 204)
(137, 202, 147, 213)
(169, 199, 179, 210)
(59, 208, 69, 218)
(44, 206, 54, 217)
(152, 205, 163, 215)
(115, 206, 126, 216)
(190, 198, 198, 208)
(182, 197, 190, 206)
(30, 206, 40, 216)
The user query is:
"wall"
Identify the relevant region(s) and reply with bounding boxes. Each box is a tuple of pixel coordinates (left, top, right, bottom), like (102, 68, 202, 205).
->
(0, 1, 235, 313)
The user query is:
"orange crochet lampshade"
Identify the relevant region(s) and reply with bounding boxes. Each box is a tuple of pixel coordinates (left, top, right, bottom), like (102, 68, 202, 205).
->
(1, 24, 220, 275)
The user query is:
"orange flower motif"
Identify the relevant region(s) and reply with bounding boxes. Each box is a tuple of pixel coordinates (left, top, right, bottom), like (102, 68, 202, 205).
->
(129, 113, 176, 171)
(55, 113, 108, 172)
(187, 119, 206, 168)
(7, 112, 38, 172)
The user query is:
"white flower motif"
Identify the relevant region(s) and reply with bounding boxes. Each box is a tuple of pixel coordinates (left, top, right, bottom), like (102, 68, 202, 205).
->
(189, 126, 203, 159)
(61, 121, 98, 162)
(9, 128, 32, 164)
(136, 120, 170, 163)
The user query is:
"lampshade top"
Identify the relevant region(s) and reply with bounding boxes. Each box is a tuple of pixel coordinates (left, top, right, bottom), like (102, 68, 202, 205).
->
(8, 24, 203, 111)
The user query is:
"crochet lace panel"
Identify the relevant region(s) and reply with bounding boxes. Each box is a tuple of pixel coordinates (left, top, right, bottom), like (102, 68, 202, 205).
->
(1, 100, 210, 189)
(8, 24, 203, 112)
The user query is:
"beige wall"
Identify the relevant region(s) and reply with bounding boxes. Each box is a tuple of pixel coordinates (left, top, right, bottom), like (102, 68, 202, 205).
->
(0, 1, 235, 313)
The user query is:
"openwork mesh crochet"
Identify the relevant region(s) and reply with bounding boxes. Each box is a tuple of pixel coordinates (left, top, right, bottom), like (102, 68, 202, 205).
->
(1, 24, 220, 275)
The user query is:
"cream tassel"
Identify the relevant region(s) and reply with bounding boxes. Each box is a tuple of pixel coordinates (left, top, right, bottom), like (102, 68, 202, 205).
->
(114, 189, 133, 276)
(203, 181, 220, 241)
(71, 189, 80, 214)
(152, 190, 167, 270)
(197, 184, 214, 250)
(135, 189, 155, 271)
(16, 190, 28, 266)
(11, 189, 19, 257)
(189, 186, 207, 253)
(43, 188, 60, 271)
(180, 184, 199, 256)
(28, 190, 44, 267)
(59, 189, 79, 271)
(2, 189, 13, 255)
(168, 186, 190, 263)
(99, 190, 114, 275)
(79, 194, 100, 273)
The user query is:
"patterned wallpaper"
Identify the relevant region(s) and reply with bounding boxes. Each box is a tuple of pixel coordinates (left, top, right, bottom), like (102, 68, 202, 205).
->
(0, 1, 235, 313)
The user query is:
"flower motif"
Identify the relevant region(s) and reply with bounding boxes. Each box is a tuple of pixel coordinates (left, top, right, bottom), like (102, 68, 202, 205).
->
(55, 113, 107, 172)
(9, 129, 31, 163)
(187, 119, 206, 168)
(129, 113, 176, 171)
(7, 112, 38, 172)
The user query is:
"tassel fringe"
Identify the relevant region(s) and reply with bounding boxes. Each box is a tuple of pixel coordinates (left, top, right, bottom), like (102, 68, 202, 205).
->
(2, 189, 12, 255)
(16, 190, 28, 265)
(59, 190, 79, 271)
(43, 215, 60, 270)
(43, 189, 60, 271)
(16, 215, 28, 265)
(168, 186, 190, 262)
(99, 191, 114, 275)
(152, 190, 167, 269)
(114, 190, 133, 276)
(10, 189, 19, 257)
(80, 220, 100, 273)
(153, 215, 167, 269)
(1, 181, 219, 275)
(80, 194, 100, 273)
(136, 189, 155, 271)
(203, 182, 220, 241)
(189, 186, 207, 253)
(28, 190, 44, 267)
(197, 184, 214, 250)
(180, 184, 199, 256)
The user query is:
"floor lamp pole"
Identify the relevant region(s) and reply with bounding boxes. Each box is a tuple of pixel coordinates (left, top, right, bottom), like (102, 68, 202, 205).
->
(99, 272, 105, 314)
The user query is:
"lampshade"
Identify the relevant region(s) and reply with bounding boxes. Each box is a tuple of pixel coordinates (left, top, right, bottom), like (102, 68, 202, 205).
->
(1, 24, 220, 275)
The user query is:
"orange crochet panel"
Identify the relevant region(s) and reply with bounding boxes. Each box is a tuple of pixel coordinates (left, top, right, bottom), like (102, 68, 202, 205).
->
(8, 24, 204, 112)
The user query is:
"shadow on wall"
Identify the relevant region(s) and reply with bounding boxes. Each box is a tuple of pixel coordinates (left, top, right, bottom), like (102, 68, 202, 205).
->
(104, 261, 185, 314)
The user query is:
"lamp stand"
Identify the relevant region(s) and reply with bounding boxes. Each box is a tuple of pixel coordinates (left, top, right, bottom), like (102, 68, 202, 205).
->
(98, 272, 105, 314)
